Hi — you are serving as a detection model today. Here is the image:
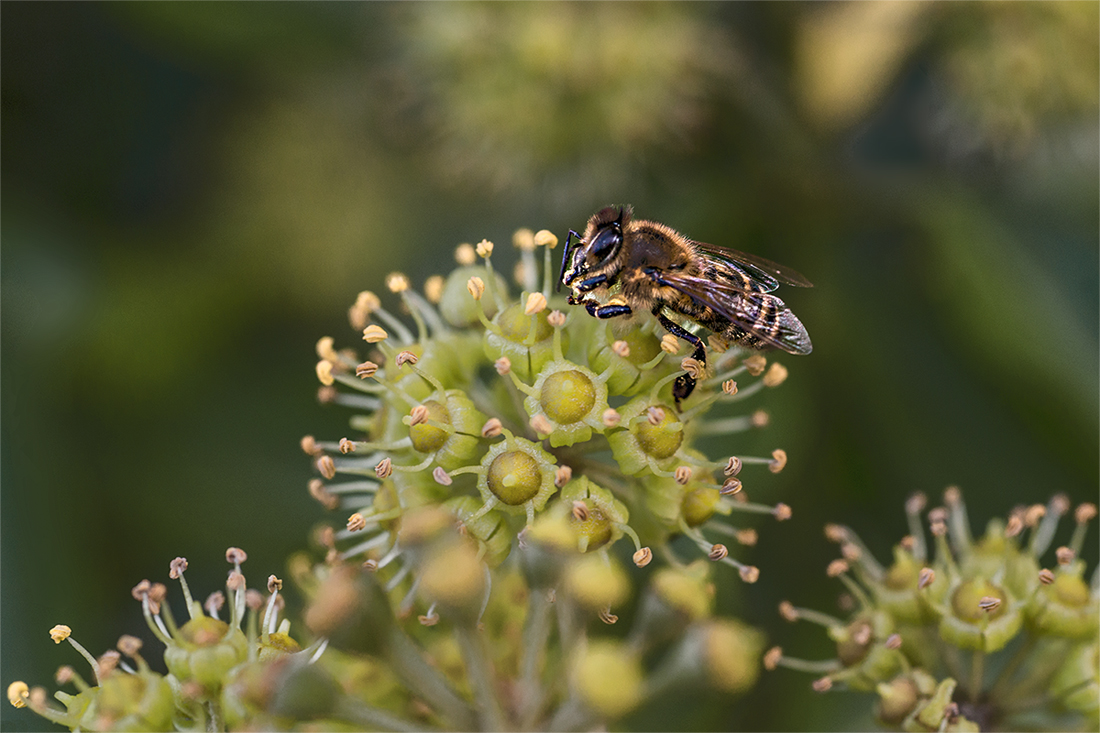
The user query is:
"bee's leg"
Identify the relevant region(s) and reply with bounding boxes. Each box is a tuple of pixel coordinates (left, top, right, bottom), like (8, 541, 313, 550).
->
(653, 310, 707, 407)
(593, 304, 632, 319)
(575, 295, 632, 319)
(574, 274, 608, 292)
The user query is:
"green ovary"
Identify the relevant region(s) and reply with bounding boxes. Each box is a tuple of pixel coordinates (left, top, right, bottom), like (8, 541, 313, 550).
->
(570, 505, 613, 551)
(951, 579, 1006, 622)
(409, 399, 450, 453)
(681, 487, 720, 527)
(487, 451, 542, 506)
(497, 303, 553, 343)
(540, 370, 596, 424)
(634, 405, 682, 459)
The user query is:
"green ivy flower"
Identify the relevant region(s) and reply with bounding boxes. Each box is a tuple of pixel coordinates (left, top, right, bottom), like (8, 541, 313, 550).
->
(768, 488, 1099, 731)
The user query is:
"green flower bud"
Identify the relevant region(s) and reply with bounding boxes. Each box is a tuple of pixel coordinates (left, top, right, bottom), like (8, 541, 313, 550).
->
(520, 513, 581, 588)
(409, 390, 487, 471)
(1026, 565, 1099, 638)
(84, 669, 175, 732)
(826, 612, 902, 691)
(304, 565, 393, 657)
(586, 322, 672, 395)
(876, 674, 922, 726)
(628, 562, 716, 651)
(483, 303, 558, 381)
(395, 505, 456, 558)
(634, 405, 683, 459)
(651, 562, 714, 622)
(645, 618, 764, 699)
(565, 554, 630, 611)
(476, 435, 558, 519)
(408, 399, 451, 454)
(682, 485, 721, 528)
(268, 659, 342, 722)
(489, 451, 542, 505)
(163, 616, 249, 691)
(541, 370, 595, 424)
(368, 479, 405, 533)
(560, 477, 630, 553)
(939, 578, 1021, 652)
(908, 677, 979, 732)
(1049, 640, 1099, 726)
(607, 397, 683, 475)
(878, 545, 934, 625)
(440, 266, 508, 327)
(702, 619, 765, 693)
(574, 641, 643, 719)
(388, 335, 483, 401)
(257, 632, 301, 662)
(445, 495, 512, 568)
(642, 471, 682, 528)
(524, 361, 609, 447)
(419, 540, 487, 624)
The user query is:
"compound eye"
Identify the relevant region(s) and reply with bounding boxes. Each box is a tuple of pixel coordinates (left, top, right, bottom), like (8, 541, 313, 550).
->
(589, 226, 622, 265)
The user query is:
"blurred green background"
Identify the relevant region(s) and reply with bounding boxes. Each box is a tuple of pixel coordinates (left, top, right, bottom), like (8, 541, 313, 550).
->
(2, 3, 1096, 731)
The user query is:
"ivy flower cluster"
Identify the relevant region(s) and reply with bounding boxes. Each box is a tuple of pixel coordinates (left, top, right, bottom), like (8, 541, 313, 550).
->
(297, 228, 795, 728)
(768, 488, 1099, 732)
(9, 227, 794, 731)
(6, 549, 333, 731)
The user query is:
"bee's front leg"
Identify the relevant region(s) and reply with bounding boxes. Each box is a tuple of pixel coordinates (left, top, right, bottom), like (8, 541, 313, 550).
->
(654, 310, 707, 407)
(573, 295, 632, 319)
(574, 274, 608, 293)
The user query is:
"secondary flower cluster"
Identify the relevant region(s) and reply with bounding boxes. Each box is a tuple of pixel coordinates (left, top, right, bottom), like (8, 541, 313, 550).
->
(7, 549, 327, 731)
(298, 228, 795, 728)
(768, 488, 1099, 732)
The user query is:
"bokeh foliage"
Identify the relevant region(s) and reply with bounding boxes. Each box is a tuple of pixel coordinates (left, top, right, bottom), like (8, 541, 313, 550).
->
(3, 3, 1096, 731)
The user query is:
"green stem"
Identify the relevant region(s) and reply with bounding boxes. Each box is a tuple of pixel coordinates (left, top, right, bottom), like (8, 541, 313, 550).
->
(938, 638, 967, 687)
(63, 637, 103, 683)
(454, 623, 508, 731)
(385, 626, 477, 730)
(335, 696, 442, 733)
(968, 649, 985, 702)
(999, 639, 1067, 703)
(999, 692, 1052, 714)
(519, 589, 554, 729)
(988, 633, 1036, 700)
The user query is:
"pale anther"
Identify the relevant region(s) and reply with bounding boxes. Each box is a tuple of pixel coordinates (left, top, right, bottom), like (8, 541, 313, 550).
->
(362, 325, 388, 343)
(524, 292, 547, 315)
(385, 272, 409, 293)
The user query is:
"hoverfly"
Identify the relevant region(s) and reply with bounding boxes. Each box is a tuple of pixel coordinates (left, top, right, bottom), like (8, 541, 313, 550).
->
(558, 206, 812, 405)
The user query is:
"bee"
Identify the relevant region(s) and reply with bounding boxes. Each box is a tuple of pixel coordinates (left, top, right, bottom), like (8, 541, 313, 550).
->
(558, 206, 812, 405)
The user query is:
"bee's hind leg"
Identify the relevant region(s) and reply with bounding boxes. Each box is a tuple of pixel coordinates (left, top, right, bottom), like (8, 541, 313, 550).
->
(654, 310, 707, 407)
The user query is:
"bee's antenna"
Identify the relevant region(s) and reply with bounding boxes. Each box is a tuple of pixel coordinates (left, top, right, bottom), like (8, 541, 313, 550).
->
(556, 230, 578, 292)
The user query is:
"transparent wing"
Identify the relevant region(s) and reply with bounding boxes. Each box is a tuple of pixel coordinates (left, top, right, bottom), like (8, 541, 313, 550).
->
(654, 271, 813, 355)
(693, 241, 813, 291)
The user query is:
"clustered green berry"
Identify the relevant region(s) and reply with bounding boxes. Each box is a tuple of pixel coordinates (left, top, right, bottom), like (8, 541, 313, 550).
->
(768, 488, 1099, 732)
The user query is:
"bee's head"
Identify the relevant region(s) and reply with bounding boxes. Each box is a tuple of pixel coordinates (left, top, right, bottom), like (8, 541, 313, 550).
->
(560, 206, 631, 289)
(587, 207, 625, 266)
